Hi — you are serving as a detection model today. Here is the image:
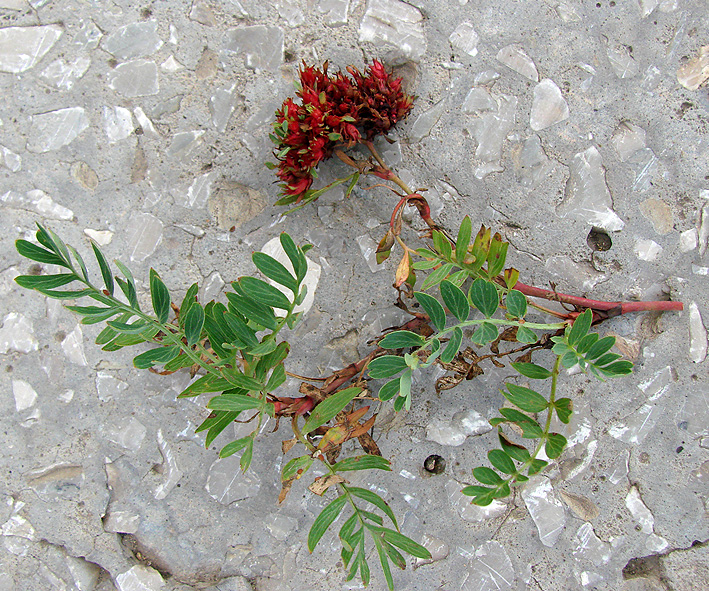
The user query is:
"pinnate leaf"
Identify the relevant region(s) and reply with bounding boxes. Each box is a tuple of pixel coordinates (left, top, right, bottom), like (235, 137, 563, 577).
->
(368, 355, 408, 379)
(149, 269, 171, 324)
(488, 449, 517, 474)
(414, 291, 446, 331)
(553, 398, 573, 423)
(469, 278, 499, 317)
(504, 384, 548, 413)
(252, 252, 298, 293)
(440, 327, 463, 364)
(473, 466, 503, 485)
(183, 302, 205, 347)
(511, 362, 552, 379)
(379, 330, 426, 349)
(302, 386, 361, 435)
(545, 432, 567, 459)
(440, 280, 469, 322)
(505, 289, 527, 318)
(308, 495, 348, 552)
(133, 345, 181, 369)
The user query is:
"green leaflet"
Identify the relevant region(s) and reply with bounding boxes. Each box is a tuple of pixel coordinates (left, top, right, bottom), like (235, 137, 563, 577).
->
(308, 494, 348, 552)
(301, 386, 361, 435)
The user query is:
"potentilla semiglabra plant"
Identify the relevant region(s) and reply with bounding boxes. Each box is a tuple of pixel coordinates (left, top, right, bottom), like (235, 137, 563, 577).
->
(14, 60, 684, 591)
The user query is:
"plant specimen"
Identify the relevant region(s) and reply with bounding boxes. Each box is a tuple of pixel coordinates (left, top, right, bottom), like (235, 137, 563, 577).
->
(14, 60, 684, 589)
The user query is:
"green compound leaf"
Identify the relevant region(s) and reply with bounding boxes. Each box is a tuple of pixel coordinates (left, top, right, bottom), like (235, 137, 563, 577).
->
(505, 289, 527, 318)
(308, 494, 348, 552)
(282, 455, 314, 481)
(178, 374, 234, 397)
(225, 293, 278, 331)
(414, 291, 446, 331)
(471, 321, 498, 345)
(440, 326, 463, 364)
(219, 435, 251, 459)
(15, 273, 77, 290)
(488, 449, 517, 474)
(378, 378, 401, 401)
(498, 433, 531, 462)
(149, 269, 171, 324)
(461, 485, 494, 497)
(528, 458, 548, 475)
(348, 487, 398, 529)
(473, 466, 504, 485)
(455, 215, 472, 264)
(603, 360, 633, 375)
(237, 276, 293, 310)
(567, 309, 592, 346)
(266, 363, 287, 391)
(511, 362, 552, 380)
(178, 283, 199, 324)
(91, 242, 114, 296)
(221, 370, 264, 392)
(440, 280, 469, 322)
(379, 330, 426, 349)
(464, 487, 499, 507)
(239, 437, 254, 471)
(504, 384, 549, 413)
(516, 325, 538, 344)
(183, 302, 205, 347)
(372, 527, 431, 560)
(333, 455, 391, 473)
(368, 355, 408, 379)
(279, 233, 307, 282)
(576, 332, 599, 355)
(204, 411, 240, 448)
(115, 260, 139, 309)
(15, 239, 68, 267)
(545, 432, 568, 459)
(207, 393, 262, 412)
(586, 336, 616, 360)
(469, 278, 499, 318)
(554, 397, 573, 424)
(252, 251, 298, 293)
(302, 386, 361, 435)
(133, 345, 181, 369)
(498, 408, 544, 438)
(420, 262, 454, 292)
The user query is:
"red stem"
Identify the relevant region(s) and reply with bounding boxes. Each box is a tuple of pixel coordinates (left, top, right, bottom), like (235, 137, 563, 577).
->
(514, 281, 684, 316)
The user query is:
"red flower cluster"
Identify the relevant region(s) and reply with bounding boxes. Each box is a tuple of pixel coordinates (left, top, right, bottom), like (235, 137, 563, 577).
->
(271, 60, 414, 201)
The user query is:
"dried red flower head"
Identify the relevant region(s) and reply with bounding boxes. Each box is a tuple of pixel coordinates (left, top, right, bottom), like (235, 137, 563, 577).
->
(270, 60, 414, 202)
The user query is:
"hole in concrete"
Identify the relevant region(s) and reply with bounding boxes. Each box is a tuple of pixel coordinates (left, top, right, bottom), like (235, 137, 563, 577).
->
(587, 227, 612, 251)
(622, 554, 661, 579)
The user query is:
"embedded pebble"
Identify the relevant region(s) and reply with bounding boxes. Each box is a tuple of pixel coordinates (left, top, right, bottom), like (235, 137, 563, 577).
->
(116, 565, 165, 591)
(677, 45, 709, 90)
(461, 541, 516, 591)
(496, 44, 538, 81)
(103, 106, 134, 143)
(206, 456, 261, 505)
(40, 56, 91, 90)
(27, 107, 90, 153)
(224, 25, 285, 71)
(408, 99, 446, 142)
(606, 43, 639, 79)
(625, 485, 654, 534)
(154, 429, 183, 499)
(679, 228, 698, 252)
(12, 380, 38, 412)
(126, 212, 164, 262)
(318, 0, 349, 26)
(2, 189, 74, 220)
(102, 20, 163, 60)
(0, 25, 63, 73)
(558, 146, 625, 232)
(634, 239, 662, 261)
(0, 145, 21, 172)
(359, 0, 426, 62)
(639, 198, 673, 235)
(530, 79, 569, 131)
(449, 22, 479, 57)
(611, 121, 646, 162)
(0, 313, 38, 354)
(60, 325, 88, 366)
(521, 477, 566, 547)
(108, 59, 160, 97)
(688, 302, 708, 363)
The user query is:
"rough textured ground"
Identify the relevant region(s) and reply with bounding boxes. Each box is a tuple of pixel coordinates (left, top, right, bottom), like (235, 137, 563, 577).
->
(1, 1, 708, 590)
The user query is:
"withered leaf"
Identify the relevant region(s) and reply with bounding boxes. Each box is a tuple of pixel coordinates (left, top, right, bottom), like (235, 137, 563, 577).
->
(278, 478, 294, 504)
(308, 474, 346, 496)
(281, 438, 298, 454)
(358, 431, 381, 456)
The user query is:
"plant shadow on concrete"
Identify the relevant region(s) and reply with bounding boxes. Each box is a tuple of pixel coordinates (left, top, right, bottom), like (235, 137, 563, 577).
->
(14, 61, 683, 590)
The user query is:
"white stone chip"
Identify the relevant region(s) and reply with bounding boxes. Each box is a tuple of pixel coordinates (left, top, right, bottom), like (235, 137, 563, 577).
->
(408, 99, 446, 142)
(634, 239, 662, 261)
(126, 212, 163, 262)
(102, 21, 163, 60)
(557, 146, 625, 232)
(154, 430, 182, 499)
(160, 55, 184, 72)
(318, 0, 349, 26)
(606, 43, 639, 79)
(0, 25, 63, 73)
(573, 522, 612, 565)
(12, 380, 38, 412)
(521, 477, 566, 547)
(625, 485, 654, 534)
(0, 313, 38, 354)
(461, 541, 516, 591)
(449, 22, 479, 57)
(108, 60, 159, 97)
(261, 235, 320, 315)
(679, 228, 698, 252)
(2, 189, 74, 220)
(116, 565, 165, 591)
(185, 171, 218, 209)
(133, 107, 159, 139)
(224, 25, 284, 71)
(84, 228, 114, 246)
(496, 44, 538, 81)
(106, 417, 147, 453)
(27, 107, 90, 153)
(688, 302, 708, 363)
(103, 106, 134, 143)
(530, 79, 569, 131)
(40, 56, 91, 90)
(359, 0, 426, 62)
(0, 145, 21, 172)
(205, 456, 261, 505)
(677, 45, 709, 91)
(611, 121, 646, 162)
(61, 325, 88, 366)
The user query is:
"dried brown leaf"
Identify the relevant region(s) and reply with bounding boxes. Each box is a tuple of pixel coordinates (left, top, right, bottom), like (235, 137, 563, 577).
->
(308, 474, 346, 496)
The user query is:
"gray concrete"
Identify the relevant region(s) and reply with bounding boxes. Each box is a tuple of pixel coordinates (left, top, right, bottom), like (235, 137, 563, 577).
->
(1, 1, 708, 590)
